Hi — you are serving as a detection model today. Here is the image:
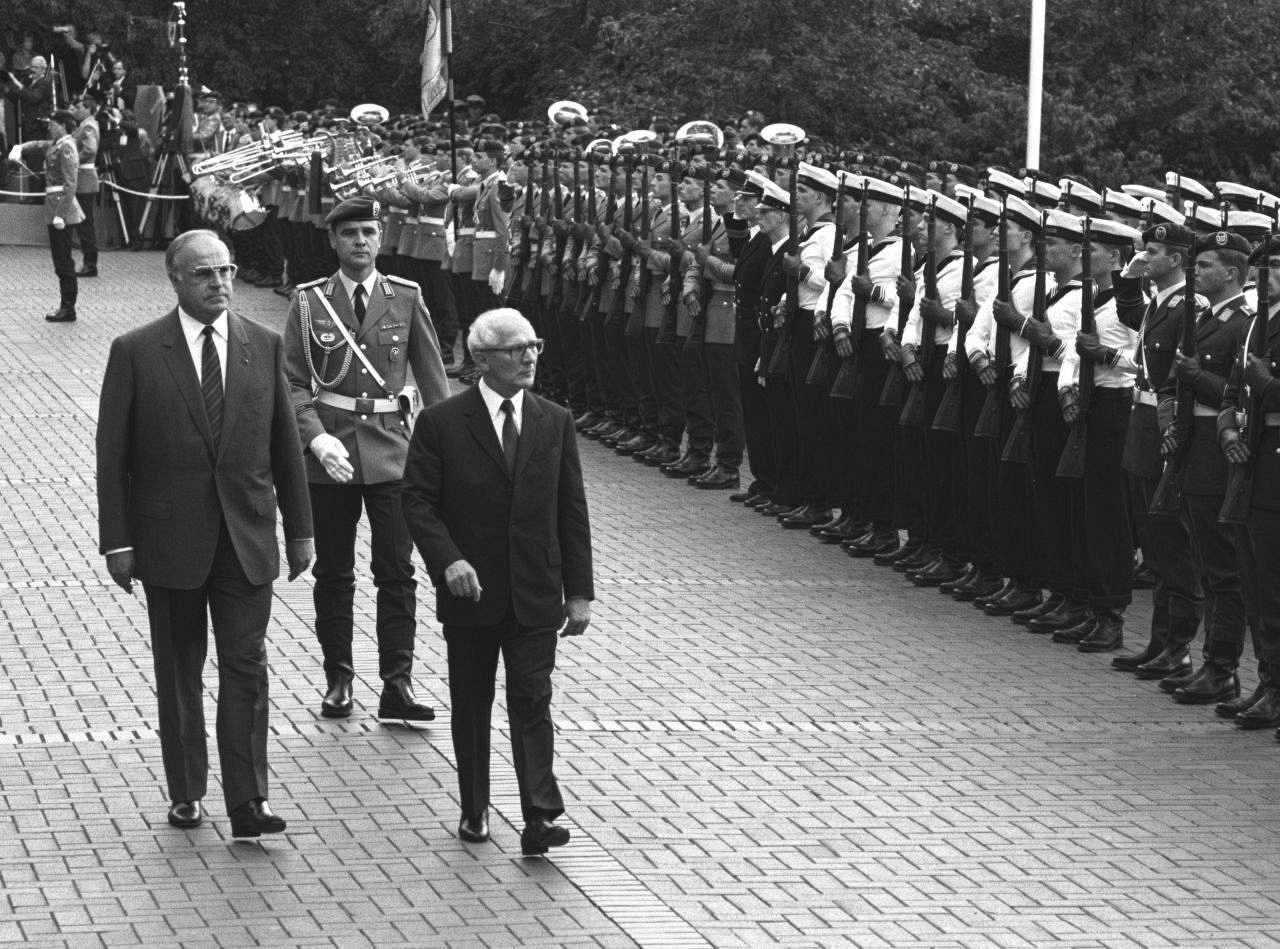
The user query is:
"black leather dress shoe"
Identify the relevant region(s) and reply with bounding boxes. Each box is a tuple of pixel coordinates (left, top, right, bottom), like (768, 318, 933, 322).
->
(897, 546, 938, 574)
(1217, 682, 1267, 719)
(615, 433, 655, 455)
(377, 683, 435, 727)
(634, 440, 665, 462)
(955, 573, 1003, 603)
(644, 440, 681, 466)
(744, 493, 771, 509)
(599, 426, 633, 448)
(781, 506, 832, 529)
(1235, 687, 1280, 729)
(520, 816, 570, 856)
(273, 285, 294, 298)
(76, 266, 98, 277)
(1111, 638, 1165, 672)
(819, 518, 868, 543)
(874, 540, 921, 567)
(167, 801, 204, 829)
(662, 455, 709, 478)
(229, 798, 286, 840)
(939, 564, 978, 594)
(912, 559, 964, 587)
(1078, 617, 1123, 652)
(845, 529, 898, 558)
(574, 411, 601, 431)
(1012, 592, 1062, 626)
(974, 578, 1015, 608)
(985, 587, 1041, 617)
(1173, 664, 1239, 705)
(693, 466, 739, 489)
(1051, 614, 1098, 644)
(1158, 665, 1198, 693)
(458, 811, 491, 842)
(321, 672, 354, 719)
(729, 489, 752, 503)
(45, 306, 77, 322)
(1135, 648, 1192, 681)
(759, 501, 795, 517)
(1027, 599, 1088, 634)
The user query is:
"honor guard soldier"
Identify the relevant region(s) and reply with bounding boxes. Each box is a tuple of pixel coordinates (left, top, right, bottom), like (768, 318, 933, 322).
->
(13, 109, 83, 322)
(283, 196, 451, 725)
(71, 92, 100, 277)
(471, 139, 513, 316)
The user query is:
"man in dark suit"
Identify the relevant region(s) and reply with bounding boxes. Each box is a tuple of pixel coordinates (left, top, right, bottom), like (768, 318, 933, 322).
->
(96, 229, 314, 839)
(402, 307, 593, 856)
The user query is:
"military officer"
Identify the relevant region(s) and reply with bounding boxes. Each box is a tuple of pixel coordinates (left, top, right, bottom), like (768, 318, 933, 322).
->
(283, 196, 451, 726)
(471, 140, 513, 321)
(13, 109, 83, 322)
(70, 92, 100, 277)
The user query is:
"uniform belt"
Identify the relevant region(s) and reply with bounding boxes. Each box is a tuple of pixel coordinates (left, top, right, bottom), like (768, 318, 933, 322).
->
(403, 216, 418, 224)
(78, 162, 95, 169)
(712, 282, 735, 293)
(315, 391, 398, 414)
(1135, 389, 1158, 407)
(474, 229, 498, 239)
(45, 186, 64, 194)
(1193, 403, 1218, 418)
(457, 227, 475, 235)
(1267, 412, 1280, 427)
(422, 216, 445, 225)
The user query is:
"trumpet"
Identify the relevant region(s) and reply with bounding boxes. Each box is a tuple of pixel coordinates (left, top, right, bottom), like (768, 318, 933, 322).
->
(547, 99, 589, 127)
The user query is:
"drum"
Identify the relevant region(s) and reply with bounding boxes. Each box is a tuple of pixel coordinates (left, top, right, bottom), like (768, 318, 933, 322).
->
(189, 175, 267, 231)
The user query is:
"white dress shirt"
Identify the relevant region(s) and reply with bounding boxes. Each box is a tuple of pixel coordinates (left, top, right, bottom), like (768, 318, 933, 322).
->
(477, 377, 525, 446)
(178, 308, 228, 386)
(336, 271, 378, 317)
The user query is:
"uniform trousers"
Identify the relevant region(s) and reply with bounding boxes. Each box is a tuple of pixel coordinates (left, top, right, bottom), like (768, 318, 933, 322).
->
(736, 327, 775, 495)
(677, 336, 715, 460)
(788, 310, 839, 506)
(604, 308, 644, 429)
(556, 282, 589, 408)
(702, 341, 744, 472)
(959, 367, 998, 572)
(1029, 369, 1084, 596)
(1247, 508, 1280, 682)
(1076, 387, 1134, 612)
(143, 520, 271, 811)
(643, 326, 683, 443)
(48, 224, 77, 309)
(309, 481, 417, 678)
(911, 344, 957, 555)
(1177, 493, 1252, 667)
(765, 373, 802, 507)
(76, 189, 97, 268)
(445, 619, 564, 823)
(851, 332, 895, 529)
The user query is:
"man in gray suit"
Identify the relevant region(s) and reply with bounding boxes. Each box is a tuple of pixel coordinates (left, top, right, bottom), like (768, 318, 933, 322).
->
(96, 230, 314, 839)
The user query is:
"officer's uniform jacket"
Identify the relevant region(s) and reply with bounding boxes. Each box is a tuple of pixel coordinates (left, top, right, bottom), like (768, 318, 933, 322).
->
(283, 271, 451, 485)
(829, 235, 903, 334)
(73, 116, 99, 195)
(22, 136, 83, 225)
(449, 169, 481, 274)
(733, 229, 775, 367)
(640, 202, 688, 329)
(472, 170, 512, 283)
(403, 173, 452, 262)
(903, 250, 967, 350)
(684, 214, 737, 345)
(1220, 303, 1280, 511)
(1160, 293, 1251, 496)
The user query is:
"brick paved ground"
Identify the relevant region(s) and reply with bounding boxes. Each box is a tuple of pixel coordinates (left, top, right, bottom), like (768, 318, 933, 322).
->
(2, 246, 1279, 948)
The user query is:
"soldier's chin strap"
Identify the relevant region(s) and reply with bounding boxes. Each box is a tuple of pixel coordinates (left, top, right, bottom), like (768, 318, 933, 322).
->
(311, 292, 395, 398)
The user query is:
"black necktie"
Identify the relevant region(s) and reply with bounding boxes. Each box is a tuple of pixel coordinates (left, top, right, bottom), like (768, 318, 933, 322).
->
(353, 284, 367, 325)
(500, 399, 518, 473)
(201, 325, 223, 448)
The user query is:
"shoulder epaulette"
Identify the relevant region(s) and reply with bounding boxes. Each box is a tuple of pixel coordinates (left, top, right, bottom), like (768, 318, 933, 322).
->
(385, 274, 419, 289)
(295, 277, 325, 290)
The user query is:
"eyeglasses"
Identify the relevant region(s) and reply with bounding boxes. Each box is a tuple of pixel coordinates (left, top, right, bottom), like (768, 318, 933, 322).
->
(478, 339, 544, 358)
(190, 264, 238, 281)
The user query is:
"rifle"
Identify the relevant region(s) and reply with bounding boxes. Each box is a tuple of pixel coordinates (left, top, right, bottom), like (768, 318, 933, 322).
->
(525, 153, 554, 330)
(1000, 215, 1048, 464)
(900, 194, 938, 428)
(505, 148, 537, 308)
(623, 156, 655, 339)
(806, 167, 846, 389)
(1055, 217, 1095, 478)
(1220, 237, 1272, 524)
(879, 183, 915, 406)
(687, 161, 715, 354)
(931, 195, 976, 432)
(830, 181, 868, 399)
(973, 196, 1010, 438)
(547, 151, 568, 317)
(604, 152, 635, 330)
(577, 151, 611, 322)
(765, 154, 801, 379)
(561, 150, 583, 313)
(657, 157, 683, 344)
(1148, 244, 1199, 516)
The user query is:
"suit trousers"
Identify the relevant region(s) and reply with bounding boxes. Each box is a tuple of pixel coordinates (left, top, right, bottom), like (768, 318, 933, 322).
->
(738, 362, 775, 495)
(143, 521, 272, 811)
(76, 190, 98, 268)
(48, 224, 77, 308)
(310, 480, 417, 677)
(445, 620, 564, 823)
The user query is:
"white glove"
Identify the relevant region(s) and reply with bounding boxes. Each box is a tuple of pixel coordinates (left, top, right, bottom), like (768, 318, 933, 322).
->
(309, 432, 354, 483)
(52, 216, 66, 230)
(488, 268, 505, 296)
(7, 144, 21, 163)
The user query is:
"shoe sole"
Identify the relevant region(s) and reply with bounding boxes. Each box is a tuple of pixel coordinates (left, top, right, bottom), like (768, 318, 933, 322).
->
(320, 706, 352, 719)
(377, 715, 435, 728)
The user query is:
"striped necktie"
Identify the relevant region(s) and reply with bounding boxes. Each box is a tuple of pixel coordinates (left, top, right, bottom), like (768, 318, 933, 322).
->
(201, 325, 223, 448)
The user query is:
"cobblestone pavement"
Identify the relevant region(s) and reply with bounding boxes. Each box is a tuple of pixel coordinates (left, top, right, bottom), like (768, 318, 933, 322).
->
(2, 246, 1280, 948)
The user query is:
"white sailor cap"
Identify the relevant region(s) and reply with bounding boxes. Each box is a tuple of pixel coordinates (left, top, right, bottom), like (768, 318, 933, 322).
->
(796, 161, 838, 197)
(742, 170, 771, 197)
(952, 183, 984, 203)
(1226, 209, 1273, 241)
(1003, 195, 1044, 232)
(861, 175, 905, 206)
(984, 167, 1025, 198)
(1058, 178, 1103, 214)
(967, 194, 1002, 225)
(1141, 197, 1185, 226)
(1088, 217, 1140, 247)
(1042, 208, 1084, 240)
(1121, 184, 1166, 203)
(1188, 203, 1227, 233)
(1103, 187, 1143, 218)
(1217, 181, 1266, 212)
(1165, 171, 1214, 204)
(1023, 177, 1062, 208)
(758, 179, 791, 211)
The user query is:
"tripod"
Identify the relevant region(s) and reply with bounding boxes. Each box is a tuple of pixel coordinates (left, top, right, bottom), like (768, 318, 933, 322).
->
(99, 163, 132, 248)
(136, 136, 191, 249)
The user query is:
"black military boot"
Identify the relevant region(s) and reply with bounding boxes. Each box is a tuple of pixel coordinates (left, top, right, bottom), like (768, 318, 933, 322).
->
(378, 650, 435, 727)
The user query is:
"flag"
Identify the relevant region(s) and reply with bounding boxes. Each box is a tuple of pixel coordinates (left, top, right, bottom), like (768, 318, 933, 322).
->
(420, 0, 448, 116)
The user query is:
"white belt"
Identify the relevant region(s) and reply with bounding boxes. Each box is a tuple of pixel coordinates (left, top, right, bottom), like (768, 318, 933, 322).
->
(403, 216, 418, 225)
(78, 162, 95, 169)
(1135, 389, 1158, 407)
(475, 229, 498, 239)
(1193, 403, 1218, 418)
(1266, 413, 1280, 427)
(422, 216, 445, 225)
(457, 227, 475, 236)
(315, 391, 398, 414)
(45, 186, 64, 194)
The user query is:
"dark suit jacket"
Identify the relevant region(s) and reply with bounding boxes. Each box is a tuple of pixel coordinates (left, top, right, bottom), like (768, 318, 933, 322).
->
(96, 309, 313, 588)
(401, 385, 594, 628)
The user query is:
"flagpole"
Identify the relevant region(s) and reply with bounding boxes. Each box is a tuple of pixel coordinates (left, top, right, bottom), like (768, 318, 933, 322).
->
(444, 0, 457, 178)
(1025, 0, 1045, 170)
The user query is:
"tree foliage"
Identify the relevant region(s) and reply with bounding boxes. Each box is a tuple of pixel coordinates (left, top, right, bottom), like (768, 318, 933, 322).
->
(6, 0, 1280, 186)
